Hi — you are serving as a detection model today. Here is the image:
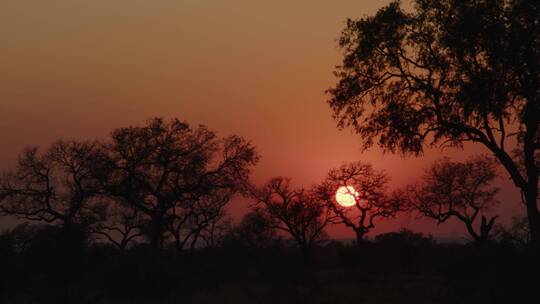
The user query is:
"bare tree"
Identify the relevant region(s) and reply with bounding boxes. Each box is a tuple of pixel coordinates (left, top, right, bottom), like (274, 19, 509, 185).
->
(165, 189, 233, 253)
(90, 202, 145, 251)
(318, 161, 400, 245)
(0, 140, 106, 232)
(252, 177, 334, 267)
(231, 207, 281, 250)
(102, 118, 258, 253)
(198, 211, 232, 249)
(405, 156, 500, 243)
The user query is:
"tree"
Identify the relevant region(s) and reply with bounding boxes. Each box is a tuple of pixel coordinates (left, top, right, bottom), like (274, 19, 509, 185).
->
(405, 156, 500, 243)
(0, 223, 43, 255)
(165, 189, 233, 253)
(197, 211, 232, 249)
(222, 208, 282, 276)
(229, 207, 281, 251)
(318, 161, 400, 245)
(0, 140, 106, 232)
(90, 201, 145, 251)
(252, 177, 334, 267)
(328, 0, 540, 242)
(102, 118, 258, 253)
(495, 215, 531, 246)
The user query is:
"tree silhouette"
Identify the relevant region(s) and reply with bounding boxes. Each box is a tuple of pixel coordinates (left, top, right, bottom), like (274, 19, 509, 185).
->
(374, 228, 434, 247)
(0, 223, 43, 255)
(197, 210, 232, 249)
(405, 156, 500, 243)
(101, 118, 258, 253)
(0, 140, 106, 232)
(328, 0, 540, 243)
(90, 201, 145, 251)
(495, 215, 531, 246)
(165, 189, 233, 253)
(228, 207, 282, 251)
(252, 177, 334, 267)
(224, 208, 282, 275)
(318, 161, 400, 245)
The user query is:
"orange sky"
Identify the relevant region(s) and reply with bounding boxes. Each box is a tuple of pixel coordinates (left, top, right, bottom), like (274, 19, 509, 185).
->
(0, 0, 524, 240)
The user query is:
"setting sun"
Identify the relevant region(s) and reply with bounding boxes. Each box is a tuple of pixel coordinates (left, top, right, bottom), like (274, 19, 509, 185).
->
(335, 186, 358, 207)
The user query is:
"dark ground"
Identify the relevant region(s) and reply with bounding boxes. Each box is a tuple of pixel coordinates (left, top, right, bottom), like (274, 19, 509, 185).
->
(0, 227, 537, 304)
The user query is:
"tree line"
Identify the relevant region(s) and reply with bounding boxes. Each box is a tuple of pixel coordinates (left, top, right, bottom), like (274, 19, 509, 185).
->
(0, 117, 527, 268)
(0, 118, 259, 254)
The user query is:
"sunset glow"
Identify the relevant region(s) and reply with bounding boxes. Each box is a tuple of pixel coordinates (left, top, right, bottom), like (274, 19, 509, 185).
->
(0, 0, 536, 301)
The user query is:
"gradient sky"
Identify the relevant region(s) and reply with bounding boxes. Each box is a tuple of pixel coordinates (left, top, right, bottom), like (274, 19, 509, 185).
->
(0, 0, 524, 240)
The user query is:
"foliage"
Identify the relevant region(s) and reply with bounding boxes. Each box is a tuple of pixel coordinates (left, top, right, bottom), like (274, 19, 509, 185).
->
(328, 0, 540, 242)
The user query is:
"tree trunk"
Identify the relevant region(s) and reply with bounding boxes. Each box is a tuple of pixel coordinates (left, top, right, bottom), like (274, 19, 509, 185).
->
(478, 215, 497, 243)
(523, 99, 540, 245)
(149, 217, 163, 253)
(524, 187, 540, 245)
(189, 231, 200, 255)
(173, 232, 183, 257)
(301, 245, 312, 269)
(464, 221, 481, 243)
(119, 241, 127, 252)
(355, 230, 366, 246)
(62, 218, 74, 235)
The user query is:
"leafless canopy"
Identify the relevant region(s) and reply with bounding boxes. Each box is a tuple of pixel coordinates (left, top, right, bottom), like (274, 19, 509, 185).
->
(0, 140, 106, 230)
(318, 161, 401, 244)
(102, 117, 259, 252)
(89, 202, 145, 250)
(406, 155, 500, 242)
(252, 177, 335, 265)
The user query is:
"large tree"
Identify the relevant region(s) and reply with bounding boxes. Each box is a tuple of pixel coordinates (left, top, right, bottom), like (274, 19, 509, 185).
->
(328, 0, 540, 242)
(406, 155, 500, 243)
(0, 140, 106, 231)
(102, 118, 258, 252)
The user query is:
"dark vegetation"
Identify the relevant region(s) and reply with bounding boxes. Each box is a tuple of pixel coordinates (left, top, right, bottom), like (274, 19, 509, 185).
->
(1, 0, 539, 303)
(0, 223, 537, 304)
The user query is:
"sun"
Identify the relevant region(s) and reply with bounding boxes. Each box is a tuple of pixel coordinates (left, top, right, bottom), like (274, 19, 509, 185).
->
(335, 186, 358, 207)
